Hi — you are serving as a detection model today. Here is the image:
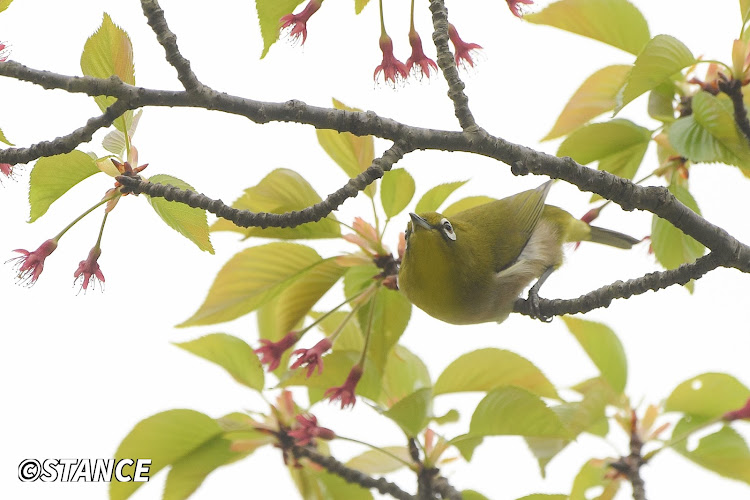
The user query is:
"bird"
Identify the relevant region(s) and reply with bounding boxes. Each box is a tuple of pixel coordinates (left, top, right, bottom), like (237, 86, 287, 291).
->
(397, 180, 639, 325)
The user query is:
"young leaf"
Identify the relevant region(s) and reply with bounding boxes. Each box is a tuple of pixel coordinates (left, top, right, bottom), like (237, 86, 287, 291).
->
(380, 168, 415, 219)
(616, 35, 696, 113)
(449, 434, 484, 462)
(470, 387, 570, 438)
(562, 316, 628, 393)
(102, 110, 142, 157)
(442, 196, 495, 217)
(463, 491, 493, 500)
(544, 65, 632, 140)
(256, 0, 304, 58)
(345, 447, 411, 475)
(414, 180, 468, 213)
(515, 495, 567, 500)
(28, 151, 100, 222)
(179, 242, 323, 327)
(557, 119, 650, 182)
(648, 83, 677, 122)
(163, 437, 239, 500)
(0, 0, 14, 14)
(665, 372, 750, 418)
(80, 13, 135, 132)
(651, 183, 706, 271)
(525, 0, 650, 55)
(316, 98, 376, 198)
(434, 348, 559, 399)
(668, 91, 750, 169)
(384, 388, 433, 436)
(569, 459, 621, 500)
(110, 410, 223, 500)
(317, 469, 375, 500)
(742, 0, 750, 24)
(0, 125, 14, 146)
(146, 174, 214, 254)
(354, 0, 370, 14)
(380, 345, 432, 408)
(671, 419, 750, 484)
(358, 286, 411, 373)
(174, 333, 264, 391)
(211, 168, 340, 239)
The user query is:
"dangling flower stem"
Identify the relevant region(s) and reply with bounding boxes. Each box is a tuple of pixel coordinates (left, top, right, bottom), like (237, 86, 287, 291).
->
(357, 283, 380, 367)
(378, 0, 386, 36)
(337, 435, 414, 469)
(53, 191, 121, 242)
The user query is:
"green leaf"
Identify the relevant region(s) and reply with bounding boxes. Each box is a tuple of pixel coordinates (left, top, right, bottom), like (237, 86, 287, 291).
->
(354, 0, 371, 14)
(345, 447, 410, 474)
(442, 196, 495, 217)
(651, 183, 705, 271)
(0, 125, 14, 146)
(434, 348, 558, 399)
(557, 119, 650, 183)
(742, 0, 750, 24)
(102, 109, 142, 157)
(668, 91, 750, 169)
(110, 410, 222, 500)
(163, 437, 238, 500)
(358, 286, 411, 373)
(281, 350, 382, 404)
(449, 434, 484, 461)
(28, 151, 99, 222)
(0, 0, 14, 14)
(380, 168, 415, 219)
(174, 334, 264, 391)
(648, 83, 677, 122)
(317, 469, 375, 500)
(462, 491, 492, 500)
(179, 243, 323, 327)
(80, 13, 135, 132)
(312, 310, 363, 352)
(665, 372, 750, 418)
(343, 263, 380, 299)
(384, 388, 433, 436)
(561, 316, 628, 393)
(470, 387, 570, 438)
(380, 345, 432, 407)
(544, 65, 632, 140)
(146, 174, 214, 254)
(671, 419, 750, 484)
(616, 35, 696, 113)
(570, 459, 621, 500)
(525, 0, 650, 55)
(255, 0, 304, 58)
(256, 259, 345, 345)
(515, 495, 567, 500)
(211, 168, 340, 239)
(414, 181, 468, 213)
(316, 98, 376, 198)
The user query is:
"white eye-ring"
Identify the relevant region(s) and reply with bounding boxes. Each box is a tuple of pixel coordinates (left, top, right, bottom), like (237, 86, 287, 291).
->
(440, 218, 456, 241)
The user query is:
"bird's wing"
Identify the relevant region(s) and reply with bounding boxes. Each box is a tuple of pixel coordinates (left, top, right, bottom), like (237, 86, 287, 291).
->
(492, 180, 552, 271)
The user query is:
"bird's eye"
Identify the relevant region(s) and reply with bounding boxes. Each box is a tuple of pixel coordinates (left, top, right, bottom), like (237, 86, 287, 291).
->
(440, 218, 456, 241)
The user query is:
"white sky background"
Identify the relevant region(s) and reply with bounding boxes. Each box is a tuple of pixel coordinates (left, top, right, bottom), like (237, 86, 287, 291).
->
(1, 0, 749, 499)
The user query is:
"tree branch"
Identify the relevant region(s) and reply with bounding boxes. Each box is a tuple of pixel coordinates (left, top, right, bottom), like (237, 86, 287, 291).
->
(717, 77, 750, 146)
(609, 411, 647, 500)
(432, 476, 463, 500)
(513, 252, 723, 318)
(116, 141, 410, 228)
(293, 445, 415, 500)
(140, 0, 205, 92)
(428, 0, 480, 132)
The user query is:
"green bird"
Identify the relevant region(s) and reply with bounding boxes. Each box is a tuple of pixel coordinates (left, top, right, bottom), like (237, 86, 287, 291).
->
(398, 181, 639, 325)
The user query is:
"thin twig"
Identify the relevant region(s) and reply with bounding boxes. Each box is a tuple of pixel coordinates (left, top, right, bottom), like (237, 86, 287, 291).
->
(293, 446, 415, 500)
(717, 77, 750, 146)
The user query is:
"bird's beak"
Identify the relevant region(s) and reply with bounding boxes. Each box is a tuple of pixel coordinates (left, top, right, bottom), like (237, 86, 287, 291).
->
(409, 213, 431, 231)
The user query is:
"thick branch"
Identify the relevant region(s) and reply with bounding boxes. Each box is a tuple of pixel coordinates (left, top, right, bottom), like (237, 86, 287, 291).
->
(432, 476, 463, 500)
(140, 0, 204, 92)
(116, 141, 410, 228)
(1, 62, 749, 272)
(293, 446, 414, 500)
(717, 78, 750, 146)
(428, 0, 480, 132)
(514, 252, 722, 318)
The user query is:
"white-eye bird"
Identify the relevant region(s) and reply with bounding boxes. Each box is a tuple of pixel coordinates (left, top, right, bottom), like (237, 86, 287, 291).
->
(397, 181, 639, 325)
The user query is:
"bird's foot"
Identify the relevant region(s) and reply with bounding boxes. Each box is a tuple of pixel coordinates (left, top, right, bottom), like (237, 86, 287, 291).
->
(527, 287, 552, 323)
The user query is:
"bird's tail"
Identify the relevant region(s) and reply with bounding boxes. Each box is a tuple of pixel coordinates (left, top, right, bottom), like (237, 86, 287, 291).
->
(588, 225, 640, 249)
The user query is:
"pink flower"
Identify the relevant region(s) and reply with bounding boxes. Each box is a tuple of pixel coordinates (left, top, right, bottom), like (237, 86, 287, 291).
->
(406, 30, 437, 79)
(723, 398, 750, 421)
(73, 247, 105, 291)
(280, 0, 322, 45)
(255, 332, 300, 372)
(506, 0, 534, 18)
(448, 24, 482, 69)
(290, 337, 333, 378)
(0, 163, 15, 180)
(287, 414, 335, 446)
(9, 239, 58, 285)
(0, 42, 10, 62)
(324, 364, 363, 409)
(575, 206, 602, 250)
(374, 34, 408, 86)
